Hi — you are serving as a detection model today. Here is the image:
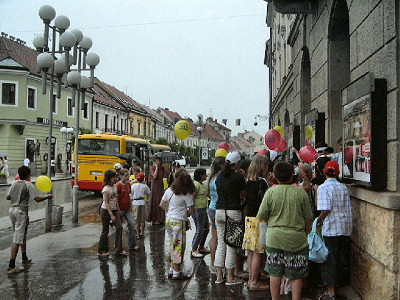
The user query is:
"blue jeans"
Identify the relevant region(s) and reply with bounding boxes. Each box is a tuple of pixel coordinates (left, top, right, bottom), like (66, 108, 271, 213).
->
(191, 207, 209, 251)
(120, 209, 137, 249)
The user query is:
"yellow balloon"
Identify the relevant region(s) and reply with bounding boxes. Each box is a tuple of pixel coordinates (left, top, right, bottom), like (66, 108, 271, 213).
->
(305, 125, 314, 139)
(129, 175, 136, 181)
(273, 125, 284, 136)
(36, 175, 53, 193)
(215, 148, 228, 157)
(174, 120, 191, 140)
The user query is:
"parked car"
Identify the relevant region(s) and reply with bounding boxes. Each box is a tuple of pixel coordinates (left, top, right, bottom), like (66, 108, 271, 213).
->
(175, 155, 186, 168)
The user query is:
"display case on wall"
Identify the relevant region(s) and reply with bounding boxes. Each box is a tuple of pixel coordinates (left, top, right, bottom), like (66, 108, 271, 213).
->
(341, 72, 387, 190)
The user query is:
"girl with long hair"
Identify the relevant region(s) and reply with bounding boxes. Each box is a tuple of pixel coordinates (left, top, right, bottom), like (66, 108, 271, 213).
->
(160, 168, 195, 280)
(147, 157, 166, 225)
(207, 156, 225, 273)
(98, 170, 124, 256)
(242, 154, 270, 290)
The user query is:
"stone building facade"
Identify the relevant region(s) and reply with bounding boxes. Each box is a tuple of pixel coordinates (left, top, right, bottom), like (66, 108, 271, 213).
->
(265, 0, 400, 299)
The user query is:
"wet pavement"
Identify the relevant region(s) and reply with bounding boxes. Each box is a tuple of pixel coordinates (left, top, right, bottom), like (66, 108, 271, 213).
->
(0, 175, 360, 299)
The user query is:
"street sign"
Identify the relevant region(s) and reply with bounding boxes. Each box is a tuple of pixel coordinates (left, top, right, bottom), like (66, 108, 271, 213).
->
(201, 148, 208, 160)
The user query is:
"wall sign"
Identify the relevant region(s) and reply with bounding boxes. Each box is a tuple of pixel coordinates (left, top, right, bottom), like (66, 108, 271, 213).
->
(341, 73, 387, 190)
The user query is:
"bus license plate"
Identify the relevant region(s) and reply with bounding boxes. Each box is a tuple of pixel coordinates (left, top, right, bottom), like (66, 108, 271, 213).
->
(90, 171, 102, 176)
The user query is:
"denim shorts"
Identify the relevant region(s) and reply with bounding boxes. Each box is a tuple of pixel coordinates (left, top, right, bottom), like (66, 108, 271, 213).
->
(207, 208, 216, 229)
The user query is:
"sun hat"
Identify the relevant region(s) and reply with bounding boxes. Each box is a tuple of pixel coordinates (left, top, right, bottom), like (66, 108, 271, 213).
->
(323, 160, 340, 176)
(226, 151, 241, 165)
(114, 163, 122, 170)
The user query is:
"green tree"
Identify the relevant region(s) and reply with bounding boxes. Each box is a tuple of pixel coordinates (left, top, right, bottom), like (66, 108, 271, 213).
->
(155, 138, 168, 145)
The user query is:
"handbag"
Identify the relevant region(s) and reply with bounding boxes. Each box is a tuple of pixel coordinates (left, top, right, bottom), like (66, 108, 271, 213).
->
(308, 218, 329, 263)
(224, 211, 245, 248)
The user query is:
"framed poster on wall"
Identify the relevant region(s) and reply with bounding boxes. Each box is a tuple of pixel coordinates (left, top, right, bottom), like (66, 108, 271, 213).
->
(341, 73, 387, 190)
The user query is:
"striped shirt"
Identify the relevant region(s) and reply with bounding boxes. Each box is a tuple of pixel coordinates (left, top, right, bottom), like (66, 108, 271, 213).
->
(317, 178, 352, 236)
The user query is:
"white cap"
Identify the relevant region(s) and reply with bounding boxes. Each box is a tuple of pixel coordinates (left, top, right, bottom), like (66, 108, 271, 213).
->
(226, 151, 241, 165)
(114, 163, 122, 170)
(269, 150, 278, 162)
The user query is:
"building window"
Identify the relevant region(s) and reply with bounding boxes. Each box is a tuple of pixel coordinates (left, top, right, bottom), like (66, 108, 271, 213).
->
(144, 122, 147, 137)
(95, 112, 99, 128)
(51, 94, 57, 114)
(67, 97, 73, 116)
(105, 114, 109, 131)
(130, 120, 134, 134)
(120, 118, 124, 132)
(1, 82, 17, 106)
(82, 102, 89, 119)
(113, 116, 116, 131)
(137, 121, 141, 135)
(27, 87, 36, 109)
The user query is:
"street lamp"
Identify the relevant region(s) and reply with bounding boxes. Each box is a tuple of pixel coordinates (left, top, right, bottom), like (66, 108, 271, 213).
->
(35, 5, 100, 229)
(196, 113, 204, 167)
(60, 127, 73, 173)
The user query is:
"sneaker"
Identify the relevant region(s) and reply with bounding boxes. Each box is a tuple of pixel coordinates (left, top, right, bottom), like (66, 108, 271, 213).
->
(191, 251, 204, 258)
(22, 259, 32, 268)
(115, 251, 128, 257)
(7, 267, 22, 274)
(319, 294, 336, 300)
(97, 252, 110, 256)
(172, 273, 191, 280)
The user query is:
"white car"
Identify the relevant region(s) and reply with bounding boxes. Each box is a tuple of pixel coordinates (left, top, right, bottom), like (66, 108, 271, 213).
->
(175, 155, 186, 168)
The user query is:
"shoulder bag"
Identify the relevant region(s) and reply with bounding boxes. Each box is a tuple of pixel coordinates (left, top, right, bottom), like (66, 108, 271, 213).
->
(224, 210, 245, 248)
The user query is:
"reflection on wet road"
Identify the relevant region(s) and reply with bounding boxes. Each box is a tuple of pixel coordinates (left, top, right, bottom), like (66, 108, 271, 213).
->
(0, 201, 274, 299)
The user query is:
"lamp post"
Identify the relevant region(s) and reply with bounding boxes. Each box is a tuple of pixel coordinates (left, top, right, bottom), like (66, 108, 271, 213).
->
(35, 5, 99, 229)
(196, 113, 204, 167)
(60, 126, 73, 173)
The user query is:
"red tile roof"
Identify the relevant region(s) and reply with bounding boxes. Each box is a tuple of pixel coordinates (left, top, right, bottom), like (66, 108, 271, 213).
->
(203, 124, 224, 141)
(163, 108, 182, 122)
(98, 79, 147, 115)
(0, 37, 39, 75)
(92, 82, 126, 110)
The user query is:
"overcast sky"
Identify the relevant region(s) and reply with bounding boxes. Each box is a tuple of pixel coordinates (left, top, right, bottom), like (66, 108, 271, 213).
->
(2, 0, 269, 137)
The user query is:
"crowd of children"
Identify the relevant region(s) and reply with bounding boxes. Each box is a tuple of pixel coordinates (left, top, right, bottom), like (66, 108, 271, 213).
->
(6, 144, 352, 300)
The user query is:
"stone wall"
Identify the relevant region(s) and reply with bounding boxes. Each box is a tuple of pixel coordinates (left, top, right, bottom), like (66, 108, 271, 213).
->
(351, 197, 400, 299)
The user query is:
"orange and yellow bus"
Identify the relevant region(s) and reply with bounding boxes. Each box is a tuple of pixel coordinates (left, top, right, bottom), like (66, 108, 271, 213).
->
(72, 133, 151, 191)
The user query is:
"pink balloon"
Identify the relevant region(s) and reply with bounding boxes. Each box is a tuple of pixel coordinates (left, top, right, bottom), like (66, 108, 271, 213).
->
(265, 129, 282, 150)
(275, 139, 287, 152)
(258, 149, 268, 155)
(299, 146, 317, 163)
(219, 142, 230, 152)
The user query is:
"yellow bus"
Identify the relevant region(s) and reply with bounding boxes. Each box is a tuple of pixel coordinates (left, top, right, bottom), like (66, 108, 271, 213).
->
(72, 133, 151, 191)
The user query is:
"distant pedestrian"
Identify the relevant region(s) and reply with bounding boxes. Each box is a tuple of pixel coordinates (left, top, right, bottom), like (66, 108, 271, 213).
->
(317, 161, 352, 300)
(167, 161, 180, 186)
(114, 163, 122, 181)
(257, 161, 313, 300)
(6, 166, 53, 273)
(131, 172, 150, 239)
(98, 170, 125, 257)
(160, 168, 195, 280)
(191, 168, 210, 258)
(116, 169, 138, 252)
(147, 157, 166, 225)
(23, 158, 30, 167)
(0, 157, 3, 173)
(2, 156, 9, 177)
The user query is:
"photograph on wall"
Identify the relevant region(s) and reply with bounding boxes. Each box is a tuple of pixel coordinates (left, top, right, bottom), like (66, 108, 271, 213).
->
(342, 94, 371, 183)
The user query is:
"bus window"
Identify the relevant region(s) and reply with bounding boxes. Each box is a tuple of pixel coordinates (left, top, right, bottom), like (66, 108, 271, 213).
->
(78, 139, 120, 156)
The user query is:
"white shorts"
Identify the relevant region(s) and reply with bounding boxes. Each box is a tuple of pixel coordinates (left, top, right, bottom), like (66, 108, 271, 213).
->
(9, 207, 29, 244)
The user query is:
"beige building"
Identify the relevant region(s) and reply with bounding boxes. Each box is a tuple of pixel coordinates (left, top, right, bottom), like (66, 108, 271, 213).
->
(265, 1, 400, 299)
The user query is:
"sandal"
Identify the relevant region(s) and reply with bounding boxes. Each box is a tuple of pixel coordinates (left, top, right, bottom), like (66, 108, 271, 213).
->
(116, 251, 128, 256)
(225, 279, 244, 286)
(248, 282, 269, 291)
(172, 273, 191, 280)
(129, 246, 140, 251)
(214, 279, 224, 284)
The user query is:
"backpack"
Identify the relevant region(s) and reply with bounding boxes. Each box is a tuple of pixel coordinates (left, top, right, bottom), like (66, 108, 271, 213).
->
(308, 218, 329, 263)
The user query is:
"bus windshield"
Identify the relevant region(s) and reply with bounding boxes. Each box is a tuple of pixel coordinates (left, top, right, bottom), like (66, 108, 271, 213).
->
(78, 139, 120, 156)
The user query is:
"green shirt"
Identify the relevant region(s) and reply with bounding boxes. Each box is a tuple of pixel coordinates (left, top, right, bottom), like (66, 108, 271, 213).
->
(257, 184, 313, 252)
(194, 181, 208, 209)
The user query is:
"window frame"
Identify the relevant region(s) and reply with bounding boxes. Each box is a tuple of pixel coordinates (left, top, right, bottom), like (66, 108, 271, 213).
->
(82, 100, 89, 120)
(27, 86, 37, 110)
(0, 80, 18, 107)
(51, 93, 58, 115)
(67, 97, 74, 117)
